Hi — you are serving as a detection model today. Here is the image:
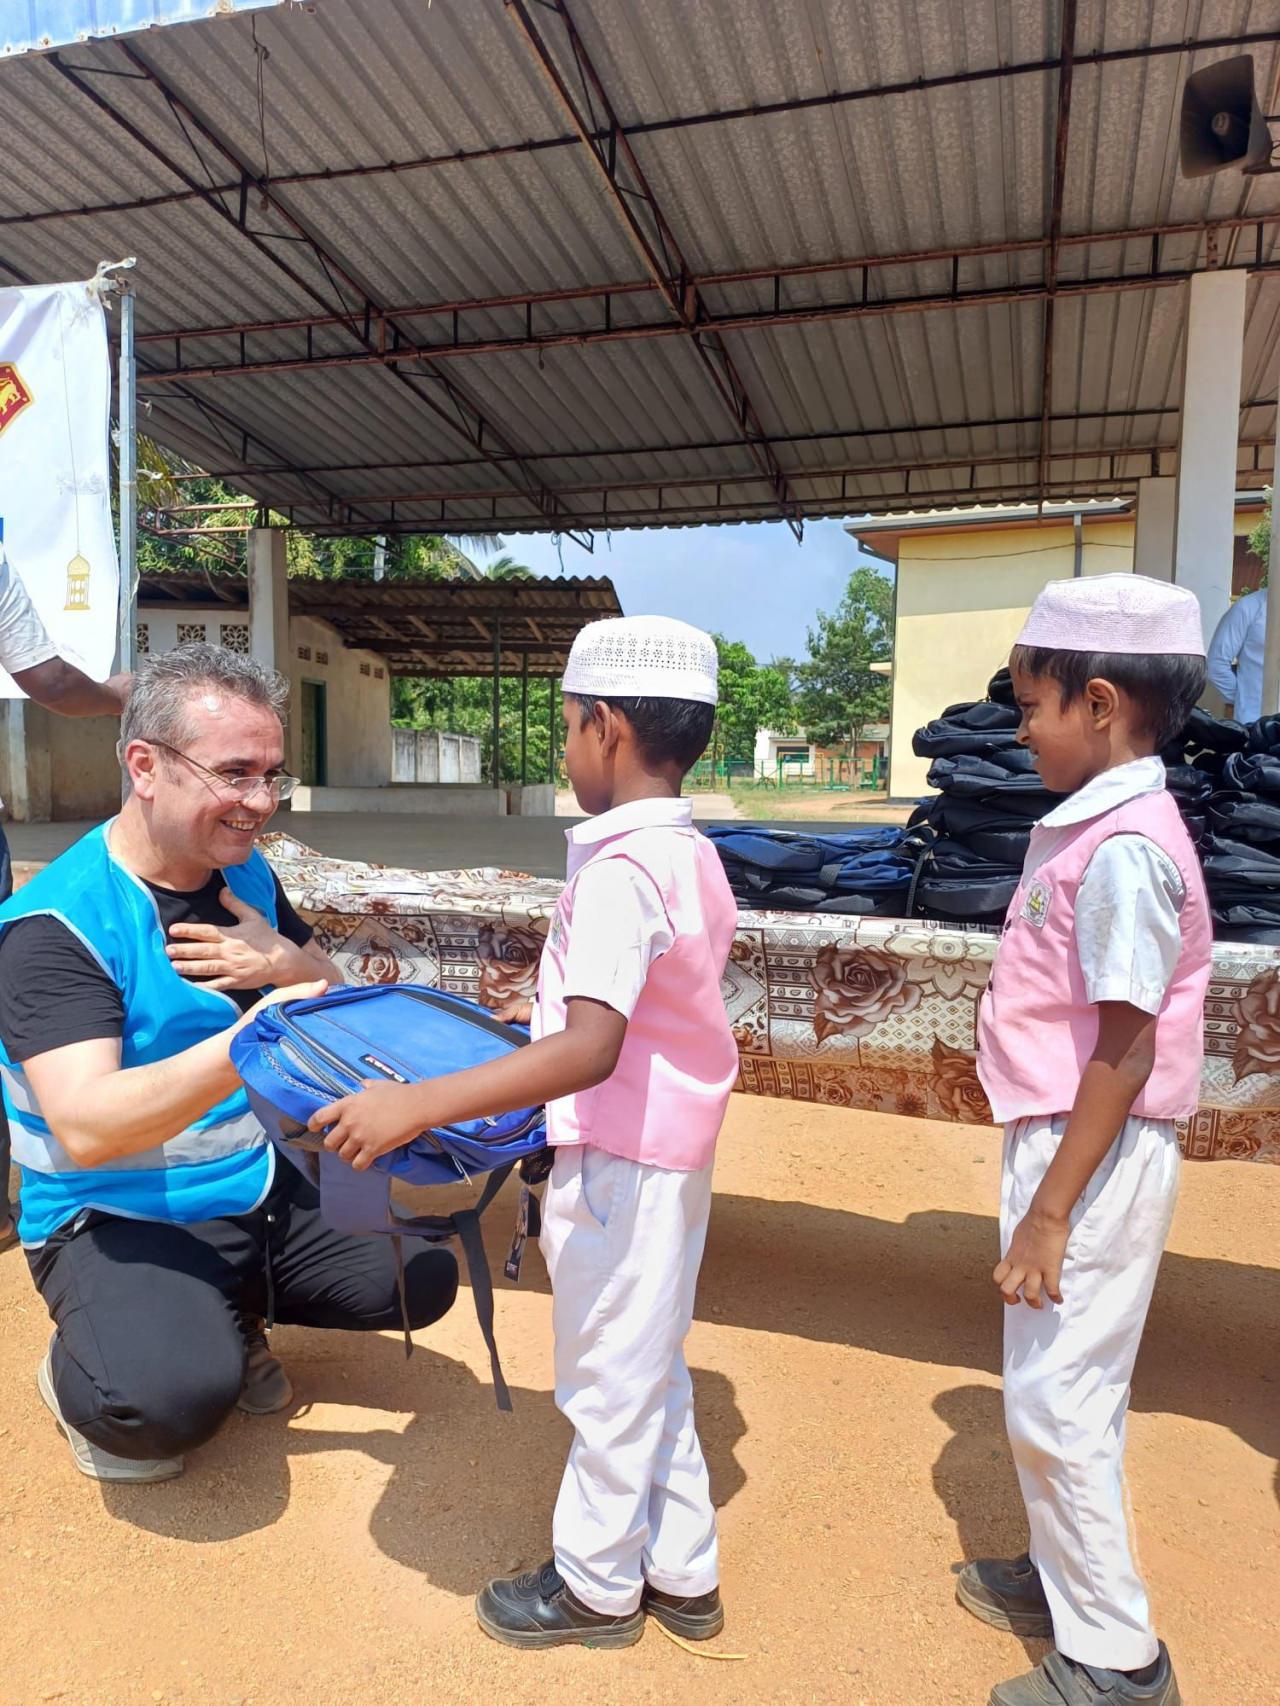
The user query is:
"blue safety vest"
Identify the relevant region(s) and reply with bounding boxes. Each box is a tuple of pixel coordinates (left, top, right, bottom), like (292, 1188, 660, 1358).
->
(0, 821, 276, 1244)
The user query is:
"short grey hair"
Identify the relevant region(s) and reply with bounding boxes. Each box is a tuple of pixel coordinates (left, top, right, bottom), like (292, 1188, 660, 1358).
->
(120, 643, 289, 757)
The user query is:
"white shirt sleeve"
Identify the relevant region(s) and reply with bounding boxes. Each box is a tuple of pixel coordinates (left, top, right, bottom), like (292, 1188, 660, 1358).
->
(0, 544, 58, 676)
(1205, 594, 1257, 707)
(561, 856, 674, 1019)
(1074, 833, 1185, 1015)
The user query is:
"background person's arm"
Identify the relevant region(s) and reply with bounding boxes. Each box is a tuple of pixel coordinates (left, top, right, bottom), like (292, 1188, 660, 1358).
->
(11, 656, 130, 717)
(1206, 596, 1253, 708)
(0, 543, 130, 717)
(20, 979, 328, 1167)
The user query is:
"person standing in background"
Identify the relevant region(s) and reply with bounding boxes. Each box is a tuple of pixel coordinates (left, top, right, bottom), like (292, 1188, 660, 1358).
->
(1206, 585, 1267, 723)
(0, 539, 130, 1252)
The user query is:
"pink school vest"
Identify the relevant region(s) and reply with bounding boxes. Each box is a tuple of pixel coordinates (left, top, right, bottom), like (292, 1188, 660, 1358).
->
(976, 789, 1211, 1124)
(535, 823, 739, 1171)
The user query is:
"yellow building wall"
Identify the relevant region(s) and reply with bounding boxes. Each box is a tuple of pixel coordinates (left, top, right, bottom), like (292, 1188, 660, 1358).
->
(888, 519, 1136, 798)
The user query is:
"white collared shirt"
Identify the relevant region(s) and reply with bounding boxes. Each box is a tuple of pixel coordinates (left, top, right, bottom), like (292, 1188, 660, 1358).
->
(1206, 588, 1266, 722)
(558, 797, 687, 1018)
(1025, 757, 1186, 1016)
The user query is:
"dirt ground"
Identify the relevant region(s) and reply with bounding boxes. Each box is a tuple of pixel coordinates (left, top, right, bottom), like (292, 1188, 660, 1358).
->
(2, 1100, 1276, 1706)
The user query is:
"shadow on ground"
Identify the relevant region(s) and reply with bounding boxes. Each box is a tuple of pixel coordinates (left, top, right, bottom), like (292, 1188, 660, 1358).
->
(94, 1191, 1277, 1565)
(97, 1343, 746, 1600)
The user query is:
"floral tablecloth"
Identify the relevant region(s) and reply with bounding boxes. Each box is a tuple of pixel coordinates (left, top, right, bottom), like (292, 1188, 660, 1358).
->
(265, 835, 1280, 1165)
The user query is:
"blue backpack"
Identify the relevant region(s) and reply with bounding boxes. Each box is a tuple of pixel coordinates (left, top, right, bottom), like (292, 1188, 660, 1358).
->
(231, 984, 550, 1410)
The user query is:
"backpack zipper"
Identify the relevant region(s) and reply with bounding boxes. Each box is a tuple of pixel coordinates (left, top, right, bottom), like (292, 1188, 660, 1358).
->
(272, 994, 543, 1146)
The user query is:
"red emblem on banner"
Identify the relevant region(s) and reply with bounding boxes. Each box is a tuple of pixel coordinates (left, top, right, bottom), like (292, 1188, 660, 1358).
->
(0, 364, 32, 434)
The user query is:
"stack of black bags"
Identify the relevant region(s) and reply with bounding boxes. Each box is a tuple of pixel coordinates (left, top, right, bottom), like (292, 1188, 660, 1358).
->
(908, 675, 1280, 942)
(905, 669, 1057, 927)
(1183, 715, 1280, 943)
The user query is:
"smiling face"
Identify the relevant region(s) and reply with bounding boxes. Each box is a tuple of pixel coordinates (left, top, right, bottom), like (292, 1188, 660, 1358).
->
(1010, 658, 1107, 796)
(126, 689, 286, 872)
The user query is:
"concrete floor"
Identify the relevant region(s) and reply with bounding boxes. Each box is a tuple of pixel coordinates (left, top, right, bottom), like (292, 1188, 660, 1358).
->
(2, 809, 888, 879)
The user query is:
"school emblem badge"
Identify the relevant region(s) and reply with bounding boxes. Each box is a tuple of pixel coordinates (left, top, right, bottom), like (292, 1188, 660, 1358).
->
(1021, 877, 1052, 929)
(0, 364, 32, 435)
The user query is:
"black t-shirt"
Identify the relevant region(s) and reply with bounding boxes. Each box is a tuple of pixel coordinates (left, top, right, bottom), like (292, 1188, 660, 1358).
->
(0, 868, 313, 1063)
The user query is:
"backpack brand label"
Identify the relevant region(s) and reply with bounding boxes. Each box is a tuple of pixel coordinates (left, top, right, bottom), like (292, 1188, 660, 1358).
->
(360, 1052, 409, 1083)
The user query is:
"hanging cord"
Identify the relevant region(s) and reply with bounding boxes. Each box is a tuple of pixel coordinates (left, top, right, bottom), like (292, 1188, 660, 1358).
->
(252, 17, 272, 210)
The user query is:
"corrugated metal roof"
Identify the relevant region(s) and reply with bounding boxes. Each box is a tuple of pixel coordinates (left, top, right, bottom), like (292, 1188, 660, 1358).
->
(2, 0, 1280, 534)
(0, 0, 283, 59)
(138, 569, 622, 674)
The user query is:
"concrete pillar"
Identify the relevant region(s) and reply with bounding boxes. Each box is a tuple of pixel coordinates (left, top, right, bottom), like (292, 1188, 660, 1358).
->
(248, 527, 297, 781)
(0, 701, 53, 823)
(248, 528, 289, 672)
(1134, 476, 1177, 581)
(1261, 379, 1280, 719)
(1174, 269, 1247, 640)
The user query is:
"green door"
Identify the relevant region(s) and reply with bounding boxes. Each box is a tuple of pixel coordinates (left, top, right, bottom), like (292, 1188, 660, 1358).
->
(299, 680, 328, 786)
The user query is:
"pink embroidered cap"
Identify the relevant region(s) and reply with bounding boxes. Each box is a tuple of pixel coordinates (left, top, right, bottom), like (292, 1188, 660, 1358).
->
(1015, 574, 1206, 658)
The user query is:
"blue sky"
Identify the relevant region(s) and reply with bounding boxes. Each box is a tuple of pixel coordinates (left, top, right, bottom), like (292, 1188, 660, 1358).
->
(496, 519, 891, 663)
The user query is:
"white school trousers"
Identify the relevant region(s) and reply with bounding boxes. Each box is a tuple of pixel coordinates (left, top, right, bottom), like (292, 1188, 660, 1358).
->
(539, 1143, 718, 1615)
(1001, 1114, 1180, 1672)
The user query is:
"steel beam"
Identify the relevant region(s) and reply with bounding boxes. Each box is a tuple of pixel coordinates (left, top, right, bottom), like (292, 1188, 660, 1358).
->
(181, 436, 1255, 518)
(505, 0, 804, 539)
(134, 213, 1280, 355)
(11, 28, 1279, 229)
(141, 264, 1255, 388)
(285, 466, 1270, 535)
(1039, 0, 1077, 499)
(0, 245, 361, 528)
(171, 402, 1250, 484)
(53, 42, 584, 537)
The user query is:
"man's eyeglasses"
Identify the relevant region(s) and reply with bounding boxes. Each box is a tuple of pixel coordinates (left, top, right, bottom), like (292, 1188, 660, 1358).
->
(145, 739, 300, 802)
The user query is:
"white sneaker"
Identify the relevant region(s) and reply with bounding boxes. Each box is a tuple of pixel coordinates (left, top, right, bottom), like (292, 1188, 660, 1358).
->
(37, 1343, 184, 1484)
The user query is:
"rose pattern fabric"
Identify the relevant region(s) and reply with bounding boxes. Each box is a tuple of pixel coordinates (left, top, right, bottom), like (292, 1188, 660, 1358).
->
(812, 945, 922, 1043)
(929, 1039, 993, 1124)
(1233, 969, 1280, 1082)
(477, 921, 547, 1011)
(261, 835, 1280, 1164)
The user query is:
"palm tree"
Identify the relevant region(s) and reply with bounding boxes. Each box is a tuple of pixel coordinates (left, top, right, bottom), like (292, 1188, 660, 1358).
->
(483, 553, 534, 580)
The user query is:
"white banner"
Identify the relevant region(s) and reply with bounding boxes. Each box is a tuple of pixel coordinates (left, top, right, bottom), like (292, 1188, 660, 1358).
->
(0, 279, 119, 694)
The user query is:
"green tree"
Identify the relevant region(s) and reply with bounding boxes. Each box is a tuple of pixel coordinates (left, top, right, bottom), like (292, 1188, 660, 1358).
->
(794, 566, 894, 748)
(392, 672, 558, 785)
(1249, 488, 1271, 580)
(482, 553, 533, 580)
(710, 636, 794, 769)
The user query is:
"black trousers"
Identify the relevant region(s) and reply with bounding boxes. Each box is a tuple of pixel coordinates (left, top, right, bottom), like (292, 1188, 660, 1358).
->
(28, 1161, 458, 1460)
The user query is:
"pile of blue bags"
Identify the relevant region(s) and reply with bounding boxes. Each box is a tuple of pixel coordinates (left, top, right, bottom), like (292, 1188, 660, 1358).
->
(704, 824, 913, 916)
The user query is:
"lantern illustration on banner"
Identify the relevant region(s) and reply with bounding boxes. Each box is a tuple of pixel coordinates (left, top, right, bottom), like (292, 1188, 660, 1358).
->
(64, 554, 90, 610)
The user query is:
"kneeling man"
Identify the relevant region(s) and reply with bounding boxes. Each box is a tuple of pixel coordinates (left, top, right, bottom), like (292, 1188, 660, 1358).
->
(0, 645, 457, 1482)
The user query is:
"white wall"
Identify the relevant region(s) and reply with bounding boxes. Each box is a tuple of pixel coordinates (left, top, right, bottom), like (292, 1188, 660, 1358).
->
(286, 613, 391, 786)
(4, 603, 393, 821)
(135, 605, 392, 787)
(391, 727, 483, 784)
(754, 728, 816, 779)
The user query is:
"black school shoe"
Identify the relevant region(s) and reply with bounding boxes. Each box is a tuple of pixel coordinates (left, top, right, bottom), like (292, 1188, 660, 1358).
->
(643, 1583, 725, 1640)
(990, 1644, 1181, 1706)
(957, 1552, 1054, 1639)
(475, 1559, 644, 1650)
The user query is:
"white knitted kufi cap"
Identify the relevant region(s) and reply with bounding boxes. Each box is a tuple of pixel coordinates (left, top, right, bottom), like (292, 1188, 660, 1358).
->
(563, 615, 719, 705)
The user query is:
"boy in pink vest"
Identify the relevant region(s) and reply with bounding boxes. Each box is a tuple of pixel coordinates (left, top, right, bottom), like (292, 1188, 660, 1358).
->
(310, 616, 739, 1651)
(964, 576, 1210, 1706)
